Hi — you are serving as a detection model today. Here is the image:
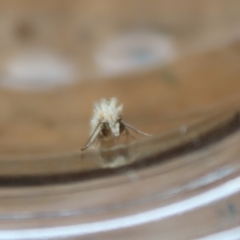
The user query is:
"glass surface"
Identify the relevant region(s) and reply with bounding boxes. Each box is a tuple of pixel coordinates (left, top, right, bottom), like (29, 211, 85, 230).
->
(0, 0, 240, 177)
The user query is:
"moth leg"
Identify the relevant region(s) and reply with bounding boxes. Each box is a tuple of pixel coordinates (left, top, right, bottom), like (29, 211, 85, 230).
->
(122, 121, 152, 136)
(81, 122, 102, 150)
(125, 127, 137, 140)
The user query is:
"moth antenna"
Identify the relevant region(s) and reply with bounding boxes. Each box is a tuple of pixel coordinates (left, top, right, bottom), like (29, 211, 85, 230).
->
(81, 122, 102, 150)
(122, 121, 152, 136)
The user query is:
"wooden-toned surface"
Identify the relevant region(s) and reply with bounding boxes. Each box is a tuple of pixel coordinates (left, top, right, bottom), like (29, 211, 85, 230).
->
(0, 41, 240, 239)
(1, 41, 240, 157)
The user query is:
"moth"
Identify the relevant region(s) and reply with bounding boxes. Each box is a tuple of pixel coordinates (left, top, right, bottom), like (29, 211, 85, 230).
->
(81, 98, 151, 150)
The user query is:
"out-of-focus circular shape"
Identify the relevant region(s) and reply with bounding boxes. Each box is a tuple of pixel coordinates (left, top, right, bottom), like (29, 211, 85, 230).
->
(1, 50, 77, 91)
(95, 31, 175, 76)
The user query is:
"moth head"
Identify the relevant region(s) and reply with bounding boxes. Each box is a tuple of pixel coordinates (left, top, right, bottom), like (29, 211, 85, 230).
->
(107, 117, 122, 137)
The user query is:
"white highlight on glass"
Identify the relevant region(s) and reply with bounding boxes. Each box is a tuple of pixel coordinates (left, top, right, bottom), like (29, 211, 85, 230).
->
(0, 175, 240, 240)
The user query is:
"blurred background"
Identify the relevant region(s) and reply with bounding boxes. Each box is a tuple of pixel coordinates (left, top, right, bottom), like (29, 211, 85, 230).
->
(0, 0, 240, 157)
(1, 2, 240, 240)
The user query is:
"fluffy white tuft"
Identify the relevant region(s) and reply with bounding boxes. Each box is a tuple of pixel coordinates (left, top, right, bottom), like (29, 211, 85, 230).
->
(91, 98, 123, 136)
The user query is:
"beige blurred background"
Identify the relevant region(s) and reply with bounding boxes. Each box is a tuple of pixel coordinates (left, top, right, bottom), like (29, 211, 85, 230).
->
(0, 0, 240, 157)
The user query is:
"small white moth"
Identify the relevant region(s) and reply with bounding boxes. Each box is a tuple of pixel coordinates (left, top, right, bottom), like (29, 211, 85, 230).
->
(81, 97, 151, 150)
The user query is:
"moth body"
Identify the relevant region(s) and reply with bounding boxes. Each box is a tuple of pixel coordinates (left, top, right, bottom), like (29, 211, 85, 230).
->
(91, 98, 123, 137)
